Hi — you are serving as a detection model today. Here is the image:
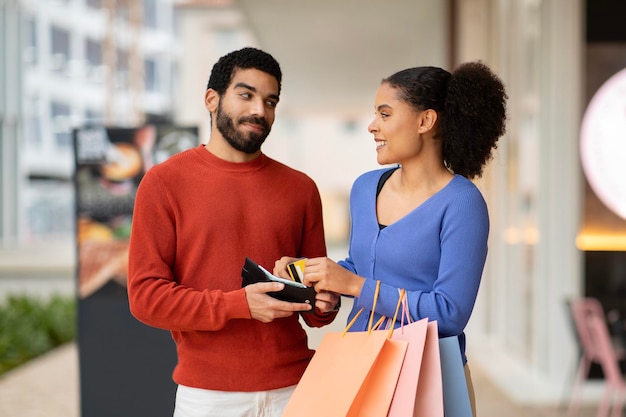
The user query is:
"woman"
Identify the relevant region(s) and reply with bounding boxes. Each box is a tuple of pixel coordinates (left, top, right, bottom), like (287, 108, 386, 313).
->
(275, 62, 507, 415)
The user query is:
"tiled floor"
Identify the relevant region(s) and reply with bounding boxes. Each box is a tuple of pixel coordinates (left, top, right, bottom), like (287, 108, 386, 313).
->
(0, 343, 79, 417)
(471, 364, 596, 417)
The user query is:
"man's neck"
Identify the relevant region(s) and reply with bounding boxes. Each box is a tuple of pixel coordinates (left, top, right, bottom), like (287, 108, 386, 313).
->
(205, 134, 261, 163)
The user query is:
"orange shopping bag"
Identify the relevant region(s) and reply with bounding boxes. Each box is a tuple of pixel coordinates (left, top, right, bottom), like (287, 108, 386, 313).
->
(282, 281, 408, 417)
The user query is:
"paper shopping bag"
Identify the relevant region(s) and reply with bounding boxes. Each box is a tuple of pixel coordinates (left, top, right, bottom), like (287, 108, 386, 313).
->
(390, 320, 470, 417)
(350, 336, 409, 417)
(411, 321, 445, 417)
(439, 336, 473, 417)
(283, 280, 408, 417)
(386, 318, 429, 417)
(282, 330, 408, 417)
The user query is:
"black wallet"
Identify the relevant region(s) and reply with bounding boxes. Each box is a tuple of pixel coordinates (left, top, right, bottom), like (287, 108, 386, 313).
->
(241, 257, 316, 309)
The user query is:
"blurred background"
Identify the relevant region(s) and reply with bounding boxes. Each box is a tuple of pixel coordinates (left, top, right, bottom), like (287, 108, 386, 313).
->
(1, 0, 625, 415)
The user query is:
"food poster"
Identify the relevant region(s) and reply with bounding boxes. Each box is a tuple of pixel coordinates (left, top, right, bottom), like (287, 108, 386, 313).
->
(74, 125, 198, 416)
(74, 125, 199, 298)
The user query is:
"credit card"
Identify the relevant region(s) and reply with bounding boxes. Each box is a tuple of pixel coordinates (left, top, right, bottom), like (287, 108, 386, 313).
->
(287, 258, 307, 283)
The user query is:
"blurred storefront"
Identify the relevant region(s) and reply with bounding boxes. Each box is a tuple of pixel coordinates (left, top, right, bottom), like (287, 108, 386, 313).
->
(578, 0, 626, 329)
(460, 0, 626, 406)
(457, 0, 585, 404)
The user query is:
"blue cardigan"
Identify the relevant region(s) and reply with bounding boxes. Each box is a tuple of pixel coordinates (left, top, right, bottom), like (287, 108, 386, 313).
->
(339, 168, 489, 362)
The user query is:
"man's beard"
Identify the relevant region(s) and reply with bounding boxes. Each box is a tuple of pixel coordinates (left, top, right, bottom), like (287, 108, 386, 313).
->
(215, 102, 270, 154)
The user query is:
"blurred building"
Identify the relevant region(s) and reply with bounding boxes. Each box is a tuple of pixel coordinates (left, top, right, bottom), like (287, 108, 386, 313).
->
(1, 0, 178, 246)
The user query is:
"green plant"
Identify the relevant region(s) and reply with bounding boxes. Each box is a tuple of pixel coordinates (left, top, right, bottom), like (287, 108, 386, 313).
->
(0, 294, 76, 376)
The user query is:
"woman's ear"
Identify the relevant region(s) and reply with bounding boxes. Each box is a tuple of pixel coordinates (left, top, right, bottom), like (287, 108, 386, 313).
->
(417, 109, 438, 134)
(205, 89, 219, 113)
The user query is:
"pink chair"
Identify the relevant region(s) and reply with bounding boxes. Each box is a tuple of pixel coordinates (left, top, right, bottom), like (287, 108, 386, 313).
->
(568, 298, 626, 417)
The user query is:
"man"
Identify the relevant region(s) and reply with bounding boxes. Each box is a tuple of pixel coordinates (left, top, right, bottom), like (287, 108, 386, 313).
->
(127, 47, 339, 417)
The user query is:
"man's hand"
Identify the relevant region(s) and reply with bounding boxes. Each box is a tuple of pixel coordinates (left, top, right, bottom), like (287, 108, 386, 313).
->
(245, 281, 312, 323)
(314, 290, 341, 313)
(273, 256, 300, 280)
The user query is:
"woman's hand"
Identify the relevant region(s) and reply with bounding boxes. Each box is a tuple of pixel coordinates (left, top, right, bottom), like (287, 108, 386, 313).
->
(304, 257, 365, 297)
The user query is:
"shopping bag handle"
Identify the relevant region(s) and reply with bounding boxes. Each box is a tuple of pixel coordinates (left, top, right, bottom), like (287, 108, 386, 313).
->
(342, 280, 381, 337)
(343, 282, 405, 339)
(372, 288, 407, 337)
(367, 280, 382, 334)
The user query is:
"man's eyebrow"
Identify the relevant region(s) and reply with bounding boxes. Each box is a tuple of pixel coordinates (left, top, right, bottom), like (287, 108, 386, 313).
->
(233, 82, 279, 102)
(234, 82, 256, 92)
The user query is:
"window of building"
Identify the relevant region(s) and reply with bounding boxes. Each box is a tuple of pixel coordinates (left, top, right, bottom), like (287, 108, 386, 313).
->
(85, 109, 103, 125)
(144, 58, 158, 92)
(86, 0, 103, 9)
(50, 26, 71, 73)
(23, 16, 38, 66)
(25, 96, 43, 147)
(115, 48, 129, 89)
(86, 39, 102, 67)
(116, 3, 129, 21)
(143, 0, 158, 29)
(51, 101, 72, 148)
(85, 38, 104, 81)
(25, 181, 74, 239)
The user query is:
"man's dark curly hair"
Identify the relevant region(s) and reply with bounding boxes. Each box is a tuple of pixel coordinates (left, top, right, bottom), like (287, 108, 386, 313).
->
(206, 47, 282, 97)
(383, 62, 507, 179)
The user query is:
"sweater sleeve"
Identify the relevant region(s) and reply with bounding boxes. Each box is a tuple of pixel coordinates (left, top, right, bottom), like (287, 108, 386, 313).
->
(418, 189, 488, 336)
(127, 170, 251, 332)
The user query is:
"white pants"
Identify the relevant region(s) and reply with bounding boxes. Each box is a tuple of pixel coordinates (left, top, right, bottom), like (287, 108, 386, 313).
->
(173, 384, 296, 417)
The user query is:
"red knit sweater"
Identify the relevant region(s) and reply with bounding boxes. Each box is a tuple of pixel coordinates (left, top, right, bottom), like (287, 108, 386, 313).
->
(127, 145, 335, 391)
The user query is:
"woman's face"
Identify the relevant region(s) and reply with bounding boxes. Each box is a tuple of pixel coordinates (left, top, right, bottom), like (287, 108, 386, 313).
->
(368, 82, 424, 166)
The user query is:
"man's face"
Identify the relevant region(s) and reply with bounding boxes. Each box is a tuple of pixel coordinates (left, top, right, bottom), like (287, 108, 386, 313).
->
(214, 68, 280, 154)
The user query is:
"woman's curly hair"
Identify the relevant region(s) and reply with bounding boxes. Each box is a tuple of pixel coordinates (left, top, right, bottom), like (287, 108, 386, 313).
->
(384, 62, 507, 179)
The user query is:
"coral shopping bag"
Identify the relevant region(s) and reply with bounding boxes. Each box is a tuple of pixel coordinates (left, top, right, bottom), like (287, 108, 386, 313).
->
(282, 281, 408, 417)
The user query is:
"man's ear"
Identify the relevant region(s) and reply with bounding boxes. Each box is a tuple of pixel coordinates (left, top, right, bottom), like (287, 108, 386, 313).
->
(417, 109, 438, 134)
(205, 89, 219, 113)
